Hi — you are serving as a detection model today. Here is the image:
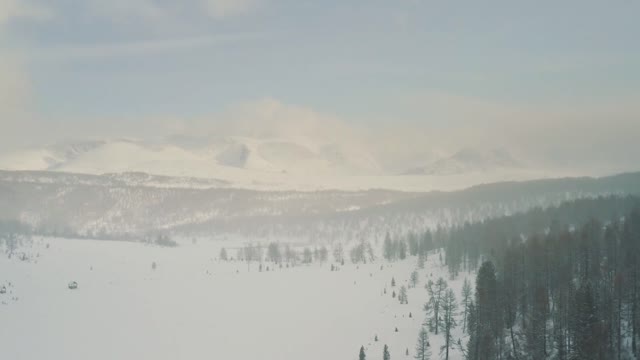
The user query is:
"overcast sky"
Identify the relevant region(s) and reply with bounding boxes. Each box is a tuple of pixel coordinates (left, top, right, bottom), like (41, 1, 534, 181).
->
(1, 0, 639, 171)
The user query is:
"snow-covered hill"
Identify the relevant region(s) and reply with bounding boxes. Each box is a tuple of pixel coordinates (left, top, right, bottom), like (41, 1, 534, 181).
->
(0, 136, 382, 180)
(1, 170, 637, 239)
(404, 148, 521, 176)
(0, 139, 564, 191)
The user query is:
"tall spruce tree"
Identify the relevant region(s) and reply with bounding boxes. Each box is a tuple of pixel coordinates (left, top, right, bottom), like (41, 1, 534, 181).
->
(472, 261, 500, 360)
(399, 285, 409, 304)
(441, 289, 458, 360)
(570, 283, 598, 360)
(384, 232, 394, 261)
(424, 277, 447, 334)
(461, 278, 472, 333)
(414, 327, 431, 360)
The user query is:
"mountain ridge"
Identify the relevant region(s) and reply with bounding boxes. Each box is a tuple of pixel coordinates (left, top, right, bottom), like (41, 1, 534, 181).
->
(1, 169, 638, 239)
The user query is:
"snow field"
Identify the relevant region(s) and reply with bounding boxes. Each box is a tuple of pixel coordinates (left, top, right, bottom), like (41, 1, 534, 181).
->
(0, 238, 471, 359)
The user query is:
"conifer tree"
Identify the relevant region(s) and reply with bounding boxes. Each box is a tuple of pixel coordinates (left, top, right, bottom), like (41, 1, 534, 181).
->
(399, 240, 407, 260)
(440, 289, 458, 360)
(424, 278, 447, 334)
(414, 327, 431, 360)
(461, 278, 472, 332)
(384, 232, 394, 261)
(471, 261, 499, 360)
(399, 285, 408, 304)
(570, 283, 598, 360)
(410, 271, 419, 288)
(383, 344, 390, 360)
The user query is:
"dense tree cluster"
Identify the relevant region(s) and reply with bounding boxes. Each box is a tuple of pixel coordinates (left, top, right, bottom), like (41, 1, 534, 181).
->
(443, 195, 640, 276)
(379, 196, 640, 359)
(384, 231, 434, 262)
(218, 242, 336, 268)
(447, 196, 640, 359)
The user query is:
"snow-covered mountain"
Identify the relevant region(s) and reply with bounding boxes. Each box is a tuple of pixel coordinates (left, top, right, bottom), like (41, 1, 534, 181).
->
(0, 139, 549, 191)
(404, 148, 521, 176)
(0, 136, 382, 182)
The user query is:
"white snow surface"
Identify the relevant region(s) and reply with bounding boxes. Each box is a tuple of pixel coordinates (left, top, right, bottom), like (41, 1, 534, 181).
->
(0, 237, 471, 360)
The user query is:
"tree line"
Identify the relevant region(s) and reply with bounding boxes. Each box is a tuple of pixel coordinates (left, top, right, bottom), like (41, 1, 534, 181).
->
(442, 195, 640, 359)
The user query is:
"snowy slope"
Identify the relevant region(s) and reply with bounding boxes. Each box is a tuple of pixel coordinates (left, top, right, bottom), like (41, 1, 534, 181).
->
(0, 237, 471, 360)
(0, 136, 382, 178)
(0, 139, 564, 191)
(405, 148, 521, 176)
(0, 140, 106, 171)
(1, 169, 638, 238)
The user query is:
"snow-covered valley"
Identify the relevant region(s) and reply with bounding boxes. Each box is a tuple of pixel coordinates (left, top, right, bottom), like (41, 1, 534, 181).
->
(0, 237, 470, 360)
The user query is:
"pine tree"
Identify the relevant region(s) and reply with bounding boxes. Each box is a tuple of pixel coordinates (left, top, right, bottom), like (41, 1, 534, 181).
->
(410, 270, 419, 288)
(219, 247, 228, 261)
(414, 327, 431, 360)
(440, 289, 458, 360)
(359, 346, 366, 360)
(399, 240, 407, 260)
(303, 247, 313, 263)
(409, 233, 419, 256)
(267, 242, 281, 263)
(399, 285, 408, 304)
(418, 254, 426, 269)
(333, 243, 344, 264)
(471, 261, 499, 360)
(383, 344, 391, 360)
(461, 278, 472, 332)
(319, 246, 328, 263)
(570, 283, 598, 360)
(419, 231, 432, 258)
(423, 277, 447, 334)
(466, 300, 478, 360)
(501, 245, 522, 358)
(384, 232, 394, 261)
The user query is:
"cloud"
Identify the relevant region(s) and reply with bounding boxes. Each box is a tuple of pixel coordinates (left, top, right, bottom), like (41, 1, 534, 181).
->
(202, 0, 259, 19)
(83, 0, 260, 24)
(0, 55, 28, 112)
(404, 91, 640, 171)
(2, 94, 638, 175)
(215, 98, 353, 140)
(84, 0, 168, 23)
(0, 52, 38, 151)
(0, 0, 53, 151)
(0, 0, 53, 25)
(28, 33, 264, 62)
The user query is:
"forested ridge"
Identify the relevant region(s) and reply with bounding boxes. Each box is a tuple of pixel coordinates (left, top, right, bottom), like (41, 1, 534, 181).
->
(437, 195, 640, 359)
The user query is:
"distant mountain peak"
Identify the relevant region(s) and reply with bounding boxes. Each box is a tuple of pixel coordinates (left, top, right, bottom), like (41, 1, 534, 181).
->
(404, 147, 521, 176)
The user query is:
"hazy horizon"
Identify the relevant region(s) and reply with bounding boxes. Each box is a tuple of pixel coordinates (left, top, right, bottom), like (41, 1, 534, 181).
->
(2, 0, 639, 180)
(2, 4, 640, 359)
